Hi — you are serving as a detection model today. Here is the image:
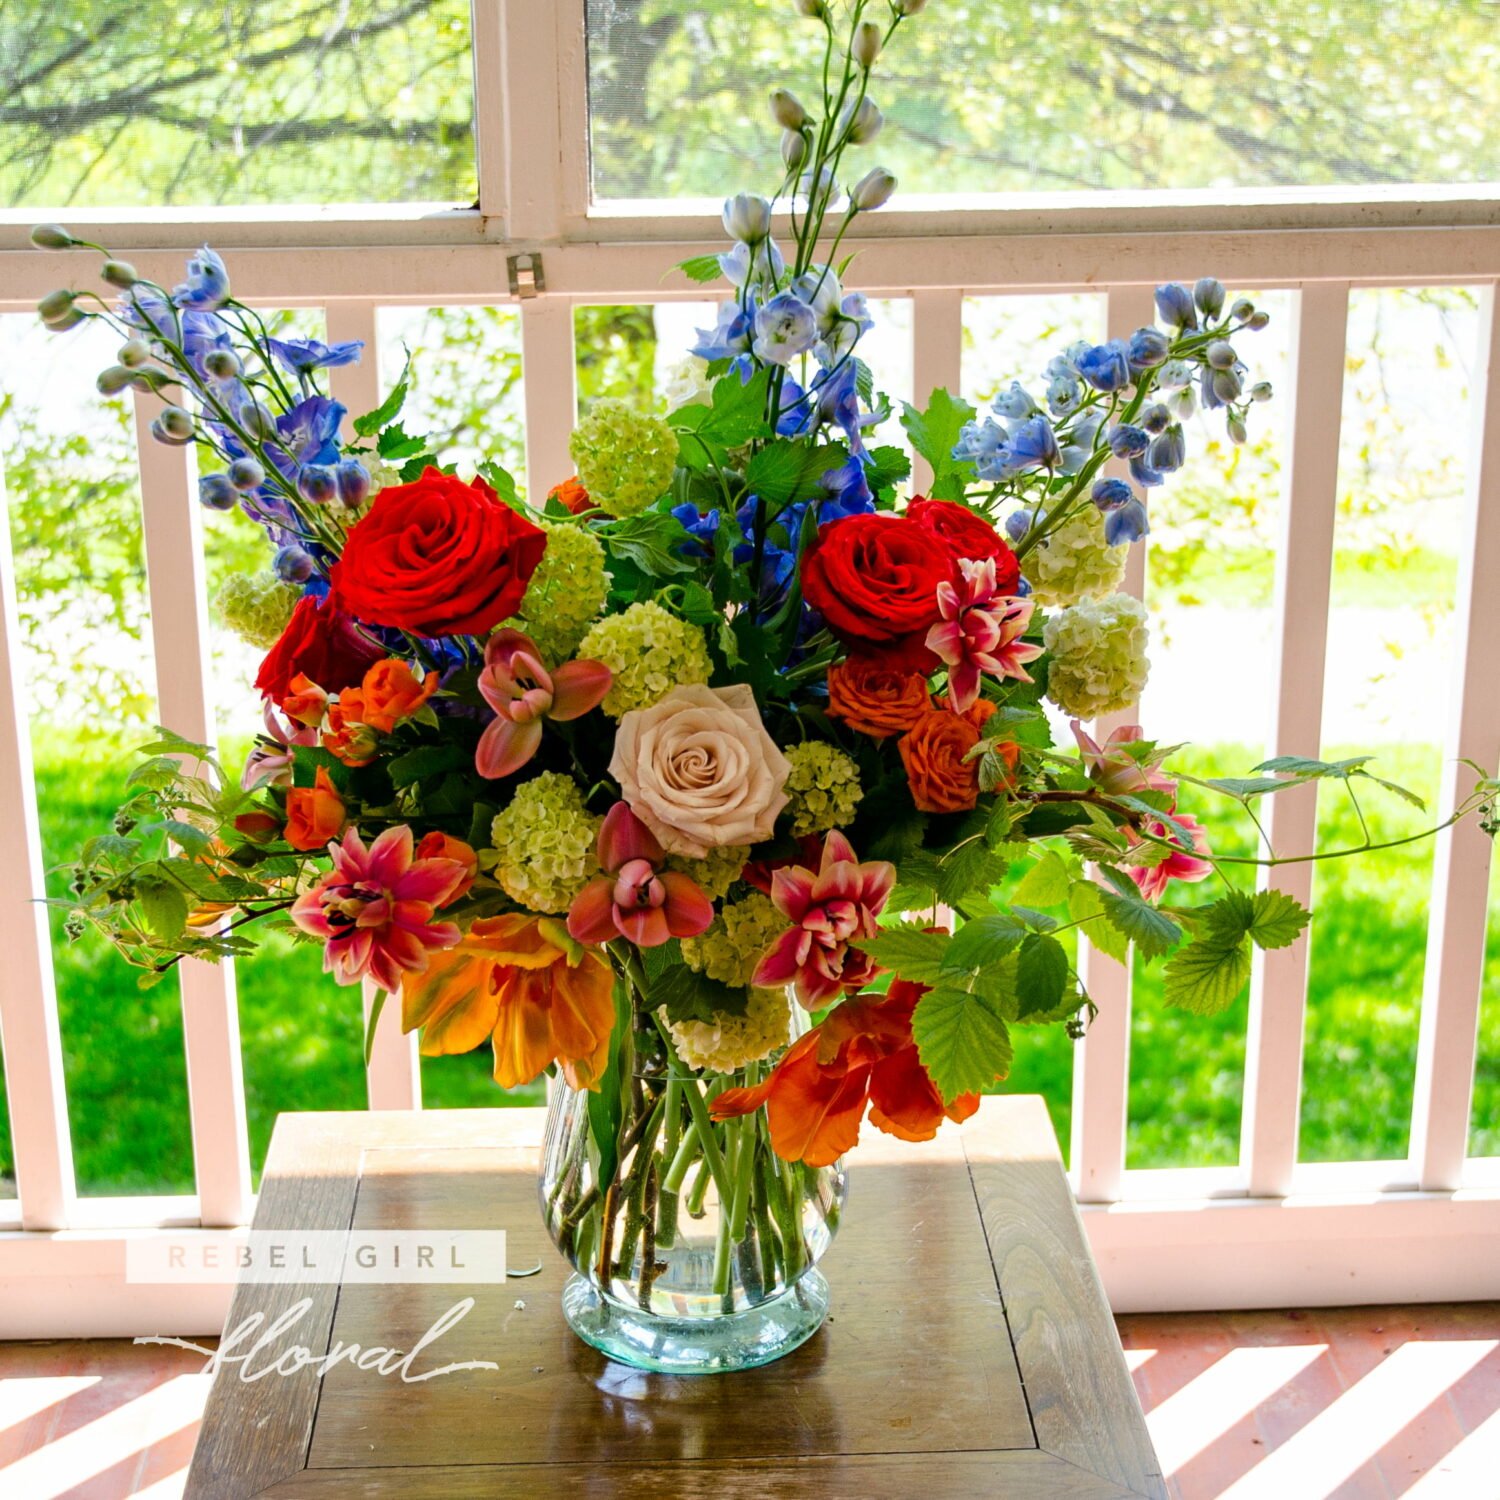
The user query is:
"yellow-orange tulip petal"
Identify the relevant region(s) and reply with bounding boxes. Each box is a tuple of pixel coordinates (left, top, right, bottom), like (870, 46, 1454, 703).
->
(402, 949, 501, 1057)
(491, 968, 564, 1089)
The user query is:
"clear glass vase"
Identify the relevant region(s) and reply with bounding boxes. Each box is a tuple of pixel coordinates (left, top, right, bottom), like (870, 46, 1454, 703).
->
(539, 1007, 847, 1375)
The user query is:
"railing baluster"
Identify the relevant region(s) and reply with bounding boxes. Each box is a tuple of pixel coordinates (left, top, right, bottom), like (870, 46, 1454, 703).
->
(1411, 282, 1500, 1191)
(911, 289, 964, 492)
(131, 398, 253, 1227)
(1071, 285, 1153, 1203)
(324, 300, 384, 435)
(0, 460, 77, 1231)
(1240, 283, 1349, 1198)
(520, 299, 578, 497)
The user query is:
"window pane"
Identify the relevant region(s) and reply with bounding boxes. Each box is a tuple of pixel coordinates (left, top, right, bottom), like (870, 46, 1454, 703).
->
(1, 2, 476, 209)
(1300, 288, 1483, 1164)
(586, 1, 1500, 202)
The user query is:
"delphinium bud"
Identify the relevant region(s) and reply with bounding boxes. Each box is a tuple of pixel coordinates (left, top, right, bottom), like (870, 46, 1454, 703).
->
(1231, 297, 1255, 322)
(30, 224, 73, 250)
(96, 366, 134, 396)
(1127, 326, 1170, 369)
(335, 458, 371, 507)
(894, 0, 929, 13)
(1250, 381, 1273, 403)
(1248, 310, 1271, 331)
(771, 88, 808, 130)
(850, 167, 897, 211)
(722, 192, 773, 243)
(38, 289, 75, 324)
(151, 415, 192, 446)
(1227, 415, 1249, 445)
(199, 474, 238, 511)
(842, 97, 884, 144)
(228, 457, 266, 491)
(158, 406, 195, 440)
(1194, 277, 1226, 320)
(1154, 283, 1197, 330)
(101, 260, 138, 289)
(238, 399, 277, 439)
(852, 20, 883, 67)
(1005, 509, 1033, 542)
(297, 463, 338, 504)
(118, 338, 151, 368)
(781, 129, 809, 170)
(203, 349, 241, 380)
(273, 545, 316, 584)
(794, 0, 826, 15)
(1107, 424, 1149, 459)
(1212, 367, 1244, 403)
(1206, 340, 1237, 370)
(1148, 424, 1187, 472)
(1140, 401, 1172, 434)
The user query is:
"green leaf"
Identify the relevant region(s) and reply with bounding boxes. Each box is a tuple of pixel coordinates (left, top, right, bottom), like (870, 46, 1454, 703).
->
(1098, 886, 1183, 959)
(353, 359, 410, 437)
(1163, 934, 1253, 1015)
(901, 389, 976, 497)
(653, 965, 752, 1027)
(1199, 888, 1310, 951)
(602, 511, 698, 578)
(1067, 879, 1131, 964)
(134, 873, 188, 942)
(376, 422, 426, 461)
(477, 459, 522, 510)
(1014, 933, 1070, 1018)
(934, 839, 1011, 904)
(864, 444, 912, 495)
(944, 911, 1027, 972)
(912, 987, 1013, 1103)
(670, 367, 774, 462)
(1254, 754, 1372, 779)
(364, 987, 387, 1066)
(861, 926, 953, 986)
(676, 254, 724, 284)
(1199, 775, 1302, 799)
(587, 978, 632, 1189)
(386, 743, 467, 788)
(1013, 849, 1072, 908)
(1356, 771, 1427, 811)
(744, 441, 849, 507)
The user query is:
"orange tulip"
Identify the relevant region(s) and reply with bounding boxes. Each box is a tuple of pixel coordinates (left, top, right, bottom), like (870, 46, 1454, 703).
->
(415, 832, 478, 904)
(711, 981, 980, 1166)
(401, 915, 616, 1091)
(284, 766, 346, 851)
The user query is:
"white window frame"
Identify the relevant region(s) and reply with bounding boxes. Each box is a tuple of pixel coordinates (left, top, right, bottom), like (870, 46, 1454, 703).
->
(0, 0, 1498, 1336)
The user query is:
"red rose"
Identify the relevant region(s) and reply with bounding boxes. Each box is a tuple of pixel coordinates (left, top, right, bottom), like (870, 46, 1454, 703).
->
(907, 497, 1020, 592)
(332, 468, 547, 637)
(255, 594, 383, 706)
(801, 514, 955, 657)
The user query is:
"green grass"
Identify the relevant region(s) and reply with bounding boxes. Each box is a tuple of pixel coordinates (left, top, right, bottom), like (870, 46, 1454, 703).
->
(0, 733, 1496, 1197)
(1151, 545, 1459, 610)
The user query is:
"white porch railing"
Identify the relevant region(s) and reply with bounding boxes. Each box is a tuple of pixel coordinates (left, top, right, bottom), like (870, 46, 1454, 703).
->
(0, 0, 1498, 1337)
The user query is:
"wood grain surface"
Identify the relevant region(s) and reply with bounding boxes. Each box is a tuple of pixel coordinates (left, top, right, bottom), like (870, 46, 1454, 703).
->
(184, 1101, 1162, 1498)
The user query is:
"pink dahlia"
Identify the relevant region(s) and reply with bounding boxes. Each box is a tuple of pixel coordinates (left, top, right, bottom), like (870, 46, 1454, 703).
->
(753, 830, 896, 1008)
(567, 802, 714, 949)
(475, 629, 612, 779)
(925, 557, 1043, 714)
(1071, 720, 1177, 801)
(291, 825, 468, 990)
(1128, 814, 1213, 903)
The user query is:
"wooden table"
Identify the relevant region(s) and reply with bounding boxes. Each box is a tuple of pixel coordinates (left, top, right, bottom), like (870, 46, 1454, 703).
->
(186, 1098, 1165, 1498)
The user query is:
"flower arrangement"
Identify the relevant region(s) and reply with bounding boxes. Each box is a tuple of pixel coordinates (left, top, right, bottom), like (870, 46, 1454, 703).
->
(31, 0, 1496, 1370)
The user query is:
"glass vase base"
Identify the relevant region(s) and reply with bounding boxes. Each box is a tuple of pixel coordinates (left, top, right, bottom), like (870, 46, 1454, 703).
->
(560, 1267, 830, 1375)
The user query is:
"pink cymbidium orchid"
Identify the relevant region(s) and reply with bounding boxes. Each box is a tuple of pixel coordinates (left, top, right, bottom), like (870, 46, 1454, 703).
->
(291, 825, 469, 991)
(1128, 814, 1214, 903)
(567, 802, 715, 949)
(475, 629, 611, 779)
(1071, 720, 1177, 801)
(753, 830, 896, 1008)
(242, 699, 318, 790)
(925, 557, 1044, 714)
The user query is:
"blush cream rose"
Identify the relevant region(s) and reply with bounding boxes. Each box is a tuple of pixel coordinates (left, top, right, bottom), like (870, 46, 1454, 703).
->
(609, 684, 792, 858)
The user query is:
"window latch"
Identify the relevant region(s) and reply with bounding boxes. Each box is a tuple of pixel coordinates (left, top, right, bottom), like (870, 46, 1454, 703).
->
(507, 252, 546, 300)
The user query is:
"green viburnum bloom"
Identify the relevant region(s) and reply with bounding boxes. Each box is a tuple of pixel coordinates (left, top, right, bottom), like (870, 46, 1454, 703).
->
(568, 397, 679, 517)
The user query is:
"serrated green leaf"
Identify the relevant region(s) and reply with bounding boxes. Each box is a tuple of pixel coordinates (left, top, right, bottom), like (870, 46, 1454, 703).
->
(134, 874, 188, 942)
(1067, 879, 1131, 963)
(944, 911, 1026, 971)
(1015, 933, 1069, 1018)
(1245, 889, 1312, 949)
(1355, 770, 1427, 811)
(477, 459, 522, 510)
(912, 987, 1013, 1103)
(934, 839, 1011, 904)
(862, 926, 952, 985)
(744, 441, 849, 507)
(864, 444, 912, 494)
(670, 367, 774, 462)
(1098, 887, 1183, 959)
(1013, 849, 1072, 908)
(676, 254, 723, 284)
(653, 964, 753, 1027)
(602, 510, 698, 577)
(901, 389, 976, 496)
(353, 358, 410, 437)
(387, 742, 467, 788)
(376, 422, 426, 460)
(1254, 754, 1372, 779)
(1162, 934, 1252, 1015)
